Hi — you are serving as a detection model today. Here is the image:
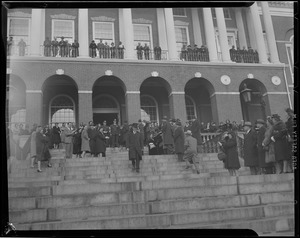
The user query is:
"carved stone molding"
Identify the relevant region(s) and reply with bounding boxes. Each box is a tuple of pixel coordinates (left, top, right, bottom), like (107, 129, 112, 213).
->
(8, 11, 31, 18)
(51, 14, 76, 20)
(56, 69, 64, 75)
(194, 72, 202, 78)
(132, 18, 152, 24)
(174, 20, 189, 26)
(151, 71, 159, 77)
(271, 76, 281, 86)
(105, 70, 113, 76)
(91, 16, 115, 22)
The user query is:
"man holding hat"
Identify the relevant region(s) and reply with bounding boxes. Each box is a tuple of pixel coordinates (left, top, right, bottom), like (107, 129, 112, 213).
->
(243, 121, 259, 175)
(256, 119, 273, 174)
(161, 116, 174, 154)
(128, 123, 143, 173)
(183, 130, 200, 174)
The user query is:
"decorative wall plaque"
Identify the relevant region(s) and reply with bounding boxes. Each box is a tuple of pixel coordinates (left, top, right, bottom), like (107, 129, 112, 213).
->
(194, 72, 202, 78)
(220, 75, 231, 85)
(105, 70, 113, 76)
(247, 73, 254, 79)
(56, 69, 64, 75)
(271, 76, 281, 86)
(151, 71, 159, 77)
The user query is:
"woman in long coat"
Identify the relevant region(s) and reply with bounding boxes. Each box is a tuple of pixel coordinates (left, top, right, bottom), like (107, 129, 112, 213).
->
(262, 117, 275, 173)
(243, 122, 259, 175)
(60, 123, 67, 149)
(174, 121, 185, 162)
(97, 127, 107, 157)
(81, 125, 90, 158)
(89, 126, 98, 157)
(220, 131, 240, 176)
(51, 123, 61, 149)
(73, 126, 83, 158)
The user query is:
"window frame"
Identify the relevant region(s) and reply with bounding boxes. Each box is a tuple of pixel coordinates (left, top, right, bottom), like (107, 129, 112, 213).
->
(214, 28, 237, 54)
(49, 94, 76, 125)
(175, 25, 190, 53)
(172, 8, 187, 17)
(185, 95, 197, 121)
(92, 21, 115, 44)
(133, 23, 153, 50)
(51, 19, 75, 44)
(140, 94, 159, 124)
(212, 8, 232, 20)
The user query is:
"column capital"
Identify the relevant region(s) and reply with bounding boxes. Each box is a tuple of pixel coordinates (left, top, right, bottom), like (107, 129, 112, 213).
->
(26, 90, 43, 94)
(78, 90, 92, 94)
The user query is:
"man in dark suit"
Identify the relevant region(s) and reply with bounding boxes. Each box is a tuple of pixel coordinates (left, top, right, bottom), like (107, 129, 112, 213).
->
(97, 39, 105, 58)
(174, 121, 185, 161)
(128, 123, 143, 173)
(161, 116, 174, 155)
(190, 116, 202, 152)
(243, 121, 259, 175)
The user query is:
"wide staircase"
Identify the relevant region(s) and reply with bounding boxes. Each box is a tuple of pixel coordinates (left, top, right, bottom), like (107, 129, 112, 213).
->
(8, 148, 294, 235)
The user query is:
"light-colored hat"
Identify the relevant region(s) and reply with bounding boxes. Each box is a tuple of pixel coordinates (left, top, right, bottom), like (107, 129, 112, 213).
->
(185, 130, 192, 135)
(243, 121, 252, 127)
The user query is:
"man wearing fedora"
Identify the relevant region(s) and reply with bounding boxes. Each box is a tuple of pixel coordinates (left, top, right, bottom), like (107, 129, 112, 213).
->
(161, 116, 174, 155)
(128, 123, 143, 173)
(271, 114, 291, 173)
(243, 121, 259, 175)
(183, 130, 200, 174)
(256, 119, 273, 174)
(190, 115, 202, 152)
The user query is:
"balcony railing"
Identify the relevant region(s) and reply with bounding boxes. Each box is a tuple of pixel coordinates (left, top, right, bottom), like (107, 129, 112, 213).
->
(178, 50, 210, 62)
(7, 45, 31, 56)
(134, 49, 168, 61)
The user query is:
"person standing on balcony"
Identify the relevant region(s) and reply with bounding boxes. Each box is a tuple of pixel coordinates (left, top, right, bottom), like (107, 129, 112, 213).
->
(254, 50, 259, 63)
(144, 43, 150, 60)
(248, 46, 254, 63)
(154, 45, 161, 60)
(229, 45, 236, 62)
(236, 47, 242, 63)
(51, 37, 59, 57)
(7, 36, 14, 56)
(59, 37, 66, 57)
(65, 40, 71, 57)
(17, 38, 26, 56)
(117, 41, 125, 59)
(89, 40, 97, 58)
(97, 39, 105, 58)
(136, 42, 143, 60)
(190, 115, 202, 152)
(181, 44, 187, 61)
(110, 42, 116, 59)
(71, 39, 79, 58)
(193, 44, 199, 61)
(243, 121, 259, 175)
(187, 45, 193, 61)
(128, 123, 143, 173)
(43, 37, 51, 57)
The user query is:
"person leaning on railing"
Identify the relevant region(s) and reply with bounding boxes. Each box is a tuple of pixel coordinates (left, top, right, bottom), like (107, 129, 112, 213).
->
(136, 42, 143, 60)
(71, 40, 79, 58)
(7, 36, 14, 56)
(51, 37, 59, 57)
(118, 41, 125, 59)
(154, 45, 161, 60)
(144, 43, 150, 60)
(43, 37, 52, 57)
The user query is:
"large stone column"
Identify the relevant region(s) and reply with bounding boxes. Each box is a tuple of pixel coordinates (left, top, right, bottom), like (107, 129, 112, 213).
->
(249, 3, 269, 64)
(203, 8, 219, 62)
(78, 91, 93, 125)
(156, 8, 168, 51)
(122, 9, 135, 59)
(191, 8, 203, 46)
(215, 8, 231, 62)
(246, 8, 257, 50)
(126, 91, 141, 124)
(164, 8, 178, 60)
(39, 9, 46, 52)
(30, 9, 42, 56)
(169, 92, 187, 123)
(78, 9, 89, 58)
(118, 9, 125, 44)
(261, 2, 280, 63)
(26, 90, 43, 125)
(235, 8, 247, 49)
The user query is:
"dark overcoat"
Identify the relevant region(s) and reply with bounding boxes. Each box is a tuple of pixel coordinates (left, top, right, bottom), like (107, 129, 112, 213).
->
(174, 126, 185, 154)
(257, 126, 271, 168)
(161, 121, 174, 145)
(51, 126, 61, 144)
(95, 131, 106, 153)
(273, 120, 288, 161)
(128, 131, 143, 161)
(121, 124, 129, 147)
(89, 128, 98, 154)
(36, 131, 48, 161)
(191, 120, 202, 145)
(73, 129, 82, 154)
(222, 132, 240, 170)
(243, 129, 259, 167)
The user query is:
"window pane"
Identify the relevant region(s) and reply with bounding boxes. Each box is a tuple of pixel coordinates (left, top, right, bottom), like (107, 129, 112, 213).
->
(141, 96, 157, 122)
(9, 18, 29, 44)
(53, 20, 74, 43)
(133, 25, 151, 48)
(51, 96, 75, 124)
(175, 27, 188, 53)
(94, 22, 113, 43)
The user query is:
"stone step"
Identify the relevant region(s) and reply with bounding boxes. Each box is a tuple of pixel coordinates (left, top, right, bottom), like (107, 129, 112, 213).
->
(12, 202, 294, 229)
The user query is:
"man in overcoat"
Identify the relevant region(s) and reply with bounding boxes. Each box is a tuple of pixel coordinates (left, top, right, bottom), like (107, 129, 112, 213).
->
(184, 130, 200, 174)
(161, 116, 174, 155)
(243, 121, 259, 175)
(256, 119, 273, 174)
(190, 116, 202, 152)
(128, 123, 143, 173)
(174, 121, 185, 162)
(36, 125, 51, 172)
(64, 122, 75, 159)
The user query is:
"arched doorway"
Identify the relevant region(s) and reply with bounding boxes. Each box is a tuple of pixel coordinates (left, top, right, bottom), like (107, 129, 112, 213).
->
(42, 75, 78, 126)
(6, 74, 27, 128)
(239, 78, 270, 124)
(140, 77, 172, 124)
(184, 77, 216, 123)
(92, 76, 126, 125)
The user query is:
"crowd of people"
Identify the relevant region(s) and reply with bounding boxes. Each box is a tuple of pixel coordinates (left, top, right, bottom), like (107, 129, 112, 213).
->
(229, 46, 260, 63)
(89, 39, 125, 59)
(180, 44, 209, 62)
(218, 108, 295, 176)
(43, 36, 80, 57)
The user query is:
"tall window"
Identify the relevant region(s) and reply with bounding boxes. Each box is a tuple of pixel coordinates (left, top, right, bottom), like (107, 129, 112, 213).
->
(93, 22, 114, 45)
(133, 24, 152, 49)
(8, 18, 30, 54)
(175, 26, 189, 53)
(50, 95, 75, 126)
(185, 96, 196, 121)
(215, 30, 237, 58)
(52, 19, 74, 43)
(140, 95, 158, 123)
(173, 8, 186, 17)
(212, 8, 231, 20)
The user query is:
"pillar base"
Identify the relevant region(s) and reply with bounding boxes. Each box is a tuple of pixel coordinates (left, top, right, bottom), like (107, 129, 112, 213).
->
(77, 56, 91, 59)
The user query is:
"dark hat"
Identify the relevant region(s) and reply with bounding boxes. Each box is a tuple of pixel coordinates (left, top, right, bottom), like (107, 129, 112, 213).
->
(132, 123, 138, 128)
(271, 114, 281, 120)
(243, 121, 252, 127)
(255, 119, 265, 125)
